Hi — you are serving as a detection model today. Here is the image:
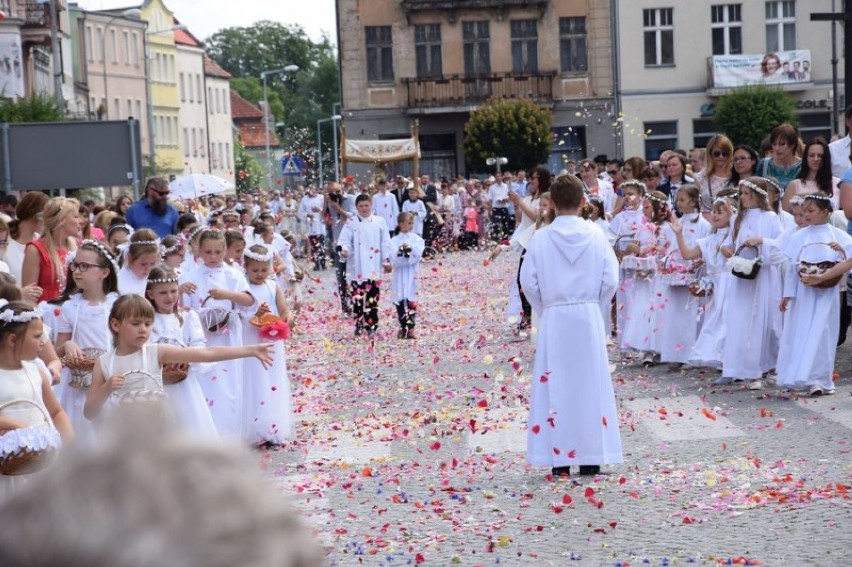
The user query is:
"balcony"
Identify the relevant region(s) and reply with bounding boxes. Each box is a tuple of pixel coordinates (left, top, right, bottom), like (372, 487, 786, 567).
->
(401, 0, 549, 22)
(402, 71, 555, 112)
(16, 0, 62, 45)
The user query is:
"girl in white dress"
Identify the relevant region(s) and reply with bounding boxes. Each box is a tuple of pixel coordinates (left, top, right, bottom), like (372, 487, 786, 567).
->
(719, 177, 783, 389)
(242, 245, 294, 446)
(776, 193, 852, 396)
(180, 229, 257, 438)
(54, 240, 120, 445)
(84, 295, 273, 422)
(0, 300, 73, 500)
(145, 267, 217, 437)
(656, 185, 711, 366)
(117, 229, 160, 296)
(159, 235, 186, 274)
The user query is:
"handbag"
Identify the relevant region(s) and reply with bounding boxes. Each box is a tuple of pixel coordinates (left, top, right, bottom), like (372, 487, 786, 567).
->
(726, 244, 762, 280)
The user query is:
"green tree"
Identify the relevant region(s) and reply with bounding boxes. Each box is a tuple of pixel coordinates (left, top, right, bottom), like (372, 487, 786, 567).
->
(463, 98, 553, 173)
(713, 85, 797, 151)
(0, 94, 65, 122)
(233, 136, 262, 195)
(205, 22, 339, 132)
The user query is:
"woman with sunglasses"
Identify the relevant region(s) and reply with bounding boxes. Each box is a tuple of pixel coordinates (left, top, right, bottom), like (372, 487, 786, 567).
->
(696, 134, 734, 215)
(782, 138, 837, 212)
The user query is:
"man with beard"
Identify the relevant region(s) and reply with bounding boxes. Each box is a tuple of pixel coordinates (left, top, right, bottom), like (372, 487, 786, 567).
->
(125, 177, 180, 237)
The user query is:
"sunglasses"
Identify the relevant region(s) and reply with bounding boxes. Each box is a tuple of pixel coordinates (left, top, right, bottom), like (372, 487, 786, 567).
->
(712, 150, 730, 158)
(154, 190, 171, 197)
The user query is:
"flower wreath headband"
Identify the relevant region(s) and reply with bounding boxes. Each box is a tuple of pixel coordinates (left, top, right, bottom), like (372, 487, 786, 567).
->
(762, 177, 784, 197)
(147, 274, 180, 285)
(621, 179, 646, 193)
(645, 192, 668, 206)
(65, 239, 121, 273)
(738, 179, 768, 197)
(116, 239, 160, 260)
(713, 197, 738, 215)
(244, 246, 273, 263)
(0, 299, 40, 325)
(803, 193, 833, 206)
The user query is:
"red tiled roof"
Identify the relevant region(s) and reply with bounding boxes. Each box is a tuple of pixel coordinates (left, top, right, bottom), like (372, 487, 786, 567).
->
(230, 90, 264, 119)
(237, 122, 279, 148)
(204, 55, 231, 79)
(173, 19, 203, 47)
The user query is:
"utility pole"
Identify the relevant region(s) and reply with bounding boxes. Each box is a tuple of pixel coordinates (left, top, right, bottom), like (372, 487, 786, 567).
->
(812, 3, 852, 129)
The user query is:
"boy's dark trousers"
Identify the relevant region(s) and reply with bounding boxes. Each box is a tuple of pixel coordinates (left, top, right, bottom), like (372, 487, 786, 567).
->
(351, 279, 380, 332)
(395, 299, 417, 334)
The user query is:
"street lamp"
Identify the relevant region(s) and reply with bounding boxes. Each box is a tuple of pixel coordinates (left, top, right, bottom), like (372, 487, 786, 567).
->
(99, 9, 142, 120)
(317, 114, 342, 187)
(486, 156, 508, 174)
(261, 64, 299, 192)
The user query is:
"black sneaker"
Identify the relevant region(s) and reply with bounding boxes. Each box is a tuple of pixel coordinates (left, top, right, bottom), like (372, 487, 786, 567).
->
(578, 465, 600, 476)
(551, 466, 571, 478)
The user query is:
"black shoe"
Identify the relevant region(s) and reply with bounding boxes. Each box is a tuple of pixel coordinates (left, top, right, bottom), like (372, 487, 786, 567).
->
(578, 465, 600, 476)
(551, 466, 571, 478)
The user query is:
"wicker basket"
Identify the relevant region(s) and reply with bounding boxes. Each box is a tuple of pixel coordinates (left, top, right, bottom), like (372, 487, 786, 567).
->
(727, 244, 762, 280)
(200, 294, 231, 333)
(111, 370, 166, 407)
(688, 264, 714, 298)
(798, 242, 846, 289)
(613, 235, 637, 263)
(154, 338, 188, 385)
(657, 250, 695, 286)
(0, 399, 60, 476)
(62, 347, 106, 390)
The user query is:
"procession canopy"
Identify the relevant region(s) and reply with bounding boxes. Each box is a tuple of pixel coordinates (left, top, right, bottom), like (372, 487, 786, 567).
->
(340, 122, 421, 164)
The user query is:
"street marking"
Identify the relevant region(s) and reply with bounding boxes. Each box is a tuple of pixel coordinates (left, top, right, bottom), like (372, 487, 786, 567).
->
(796, 388, 852, 430)
(305, 433, 392, 464)
(467, 407, 527, 454)
(624, 395, 744, 441)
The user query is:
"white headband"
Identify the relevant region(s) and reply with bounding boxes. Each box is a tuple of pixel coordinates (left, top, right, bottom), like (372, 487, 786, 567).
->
(80, 239, 120, 273)
(763, 177, 784, 196)
(244, 246, 273, 263)
(0, 299, 41, 325)
(804, 193, 832, 204)
(147, 275, 180, 285)
(645, 193, 667, 205)
(621, 179, 646, 193)
(738, 180, 768, 197)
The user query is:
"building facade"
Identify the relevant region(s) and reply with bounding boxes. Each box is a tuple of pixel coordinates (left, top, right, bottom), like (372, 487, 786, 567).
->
(204, 55, 233, 180)
(617, 0, 844, 160)
(175, 26, 207, 176)
(337, 0, 617, 180)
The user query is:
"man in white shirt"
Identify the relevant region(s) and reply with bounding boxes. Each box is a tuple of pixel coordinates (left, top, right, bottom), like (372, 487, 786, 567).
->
(512, 171, 528, 198)
(298, 184, 327, 270)
(829, 104, 852, 178)
(487, 175, 512, 241)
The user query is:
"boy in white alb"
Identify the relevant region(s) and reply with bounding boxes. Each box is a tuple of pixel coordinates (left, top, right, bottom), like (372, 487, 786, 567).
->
(337, 194, 392, 336)
(520, 174, 623, 478)
(388, 212, 425, 338)
(402, 187, 428, 237)
(372, 178, 400, 234)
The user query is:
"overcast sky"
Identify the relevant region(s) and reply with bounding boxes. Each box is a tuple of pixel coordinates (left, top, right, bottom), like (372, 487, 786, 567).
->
(75, 0, 338, 45)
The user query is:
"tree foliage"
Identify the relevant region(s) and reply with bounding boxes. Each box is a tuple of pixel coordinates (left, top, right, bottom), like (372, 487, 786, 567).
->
(233, 135, 262, 195)
(206, 21, 339, 134)
(463, 98, 553, 173)
(713, 85, 797, 151)
(0, 93, 65, 123)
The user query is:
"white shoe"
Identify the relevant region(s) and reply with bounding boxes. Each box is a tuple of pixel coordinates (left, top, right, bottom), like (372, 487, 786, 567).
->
(712, 376, 732, 386)
(808, 385, 833, 397)
(748, 379, 763, 391)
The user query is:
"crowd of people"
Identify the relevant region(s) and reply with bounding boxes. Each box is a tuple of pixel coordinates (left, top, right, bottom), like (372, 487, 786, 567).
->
(2, 108, 852, 504)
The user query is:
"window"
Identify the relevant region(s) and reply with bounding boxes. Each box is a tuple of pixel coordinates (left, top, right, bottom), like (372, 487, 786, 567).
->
(123, 31, 130, 64)
(644, 121, 678, 160)
(114, 97, 120, 118)
(798, 112, 831, 142)
(643, 8, 674, 66)
(110, 29, 117, 63)
(127, 99, 132, 118)
(226, 142, 231, 169)
(510, 19, 538, 74)
(365, 26, 394, 82)
(462, 21, 490, 77)
(414, 24, 442, 79)
(766, 1, 795, 52)
(711, 4, 742, 55)
(693, 118, 716, 149)
(196, 76, 203, 104)
(559, 17, 587, 73)
(200, 128, 206, 156)
(131, 32, 139, 65)
(179, 73, 185, 101)
(208, 87, 213, 113)
(191, 128, 197, 157)
(183, 128, 190, 157)
(548, 126, 586, 173)
(97, 27, 104, 62)
(136, 100, 142, 123)
(85, 26, 93, 61)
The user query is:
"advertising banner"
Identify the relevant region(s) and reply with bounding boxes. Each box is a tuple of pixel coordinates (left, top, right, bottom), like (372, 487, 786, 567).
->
(710, 50, 811, 88)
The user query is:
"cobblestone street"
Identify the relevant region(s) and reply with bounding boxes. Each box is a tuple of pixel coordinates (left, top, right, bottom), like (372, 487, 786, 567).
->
(269, 251, 852, 566)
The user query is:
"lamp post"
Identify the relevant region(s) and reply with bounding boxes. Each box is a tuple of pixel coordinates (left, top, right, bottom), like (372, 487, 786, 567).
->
(99, 9, 142, 120)
(261, 65, 299, 192)
(317, 114, 342, 187)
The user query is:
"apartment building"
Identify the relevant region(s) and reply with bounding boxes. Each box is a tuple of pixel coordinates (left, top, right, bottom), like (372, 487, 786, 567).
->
(205, 55, 233, 180)
(175, 26, 207, 176)
(337, 0, 617, 179)
(617, 0, 843, 159)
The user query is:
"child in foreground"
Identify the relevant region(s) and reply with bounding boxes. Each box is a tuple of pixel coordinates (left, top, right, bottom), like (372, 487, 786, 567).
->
(520, 174, 623, 478)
